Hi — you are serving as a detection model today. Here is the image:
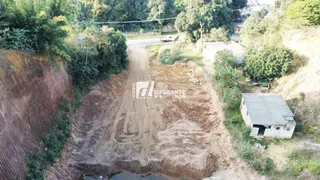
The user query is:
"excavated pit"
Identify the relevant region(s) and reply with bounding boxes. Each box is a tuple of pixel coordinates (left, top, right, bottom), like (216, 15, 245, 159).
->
(47, 48, 234, 180)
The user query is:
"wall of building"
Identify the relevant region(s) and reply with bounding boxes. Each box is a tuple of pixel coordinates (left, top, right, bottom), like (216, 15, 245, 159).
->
(264, 123, 295, 138)
(240, 98, 252, 127)
(240, 97, 295, 138)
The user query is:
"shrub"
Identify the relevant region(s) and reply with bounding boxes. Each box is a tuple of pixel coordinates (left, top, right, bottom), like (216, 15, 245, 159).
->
(68, 28, 128, 90)
(25, 152, 46, 180)
(0, 28, 33, 50)
(33, 13, 70, 62)
(287, 0, 320, 26)
(244, 45, 293, 80)
(214, 50, 242, 88)
(215, 50, 238, 68)
(223, 87, 242, 111)
(209, 27, 230, 42)
(158, 48, 182, 64)
(25, 97, 81, 180)
(288, 150, 320, 175)
(0, 0, 70, 62)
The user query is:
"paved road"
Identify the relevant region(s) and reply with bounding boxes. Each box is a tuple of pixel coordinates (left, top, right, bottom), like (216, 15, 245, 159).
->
(126, 36, 185, 47)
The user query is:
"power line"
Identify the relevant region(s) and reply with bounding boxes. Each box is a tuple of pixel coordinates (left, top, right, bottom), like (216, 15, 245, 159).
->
(91, 17, 177, 25)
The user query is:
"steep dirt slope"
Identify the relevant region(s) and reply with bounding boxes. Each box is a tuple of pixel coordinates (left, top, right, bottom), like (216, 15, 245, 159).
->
(0, 50, 73, 179)
(275, 27, 320, 123)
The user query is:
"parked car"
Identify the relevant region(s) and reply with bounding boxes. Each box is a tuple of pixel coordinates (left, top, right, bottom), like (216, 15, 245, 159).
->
(160, 35, 179, 43)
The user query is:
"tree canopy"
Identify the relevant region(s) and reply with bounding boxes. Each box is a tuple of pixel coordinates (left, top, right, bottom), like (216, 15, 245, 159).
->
(148, 0, 177, 20)
(0, 0, 72, 61)
(287, 0, 320, 26)
(174, 0, 234, 42)
(244, 45, 293, 80)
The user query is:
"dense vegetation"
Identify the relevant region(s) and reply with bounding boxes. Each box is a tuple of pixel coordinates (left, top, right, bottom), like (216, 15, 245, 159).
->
(77, 0, 179, 31)
(0, 0, 71, 62)
(68, 27, 128, 91)
(158, 48, 182, 64)
(214, 50, 242, 87)
(25, 91, 82, 179)
(174, 0, 246, 42)
(0, 0, 128, 179)
(244, 45, 293, 81)
(236, 0, 320, 177)
(287, 0, 320, 26)
(213, 50, 276, 175)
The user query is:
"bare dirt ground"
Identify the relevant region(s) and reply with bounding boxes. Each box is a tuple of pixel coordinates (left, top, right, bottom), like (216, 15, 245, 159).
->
(47, 47, 262, 180)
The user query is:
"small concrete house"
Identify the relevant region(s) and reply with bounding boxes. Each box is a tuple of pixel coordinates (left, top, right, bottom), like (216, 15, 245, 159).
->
(240, 93, 296, 138)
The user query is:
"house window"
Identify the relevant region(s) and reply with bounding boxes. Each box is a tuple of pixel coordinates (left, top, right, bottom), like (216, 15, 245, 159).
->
(276, 127, 280, 130)
(243, 101, 245, 105)
(286, 127, 290, 131)
(246, 111, 248, 116)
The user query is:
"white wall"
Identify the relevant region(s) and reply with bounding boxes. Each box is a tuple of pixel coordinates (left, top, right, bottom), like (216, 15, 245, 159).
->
(240, 98, 295, 139)
(264, 124, 295, 138)
(250, 127, 259, 136)
(240, 98, 252, 127)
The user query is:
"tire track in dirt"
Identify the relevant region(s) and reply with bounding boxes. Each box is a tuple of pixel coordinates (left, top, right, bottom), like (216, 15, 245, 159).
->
(47, 47, 236, 179)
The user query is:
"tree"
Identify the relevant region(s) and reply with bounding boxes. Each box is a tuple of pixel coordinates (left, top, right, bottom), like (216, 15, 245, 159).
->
(240, 8, 283, 46)
(69, 27, 128, 89)
(148, 0, 172, 19)
(175, 0, 233, 42)
(287, 0, 320, 26)
(0, 0, 71, 61)
(241, 8, 268, 37)
(232, 0, 247, 9)
(244, 45, 293, 80)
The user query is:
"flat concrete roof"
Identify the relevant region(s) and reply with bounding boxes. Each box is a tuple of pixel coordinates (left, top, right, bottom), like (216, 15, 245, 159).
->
(242, 93, 295, 126)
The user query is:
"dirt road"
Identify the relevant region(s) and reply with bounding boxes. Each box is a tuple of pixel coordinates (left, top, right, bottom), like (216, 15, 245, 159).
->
(47, 47, 261, 180)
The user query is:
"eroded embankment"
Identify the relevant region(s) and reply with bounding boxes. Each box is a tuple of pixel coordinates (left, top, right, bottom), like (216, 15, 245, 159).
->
(0, 50, 73, 179)
(46, 48, 233, 180)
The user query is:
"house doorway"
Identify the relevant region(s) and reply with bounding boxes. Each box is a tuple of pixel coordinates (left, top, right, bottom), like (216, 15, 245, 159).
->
(253, 124, 266, 136)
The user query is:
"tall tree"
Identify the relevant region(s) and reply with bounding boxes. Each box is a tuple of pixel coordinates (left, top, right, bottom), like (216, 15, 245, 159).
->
(147, 0, 176, 20)
(175, 0, 233, 42)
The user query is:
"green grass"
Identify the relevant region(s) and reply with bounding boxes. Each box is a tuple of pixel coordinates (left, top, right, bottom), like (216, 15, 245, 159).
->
(285, 150, 320, 176)
(146, 45, 161, 53)
(212, 51, 276, 175)
(223, 108, 276, 175)
(180, 55, 202, 62)
(158, 48, 183, 65)
(301, 123, 320, 143)
(215, 83, 276, 175)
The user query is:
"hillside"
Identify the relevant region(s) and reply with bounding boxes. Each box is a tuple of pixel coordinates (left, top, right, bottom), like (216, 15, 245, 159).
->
(0, 50, 73, 179)
(275, 27, 320, 128)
